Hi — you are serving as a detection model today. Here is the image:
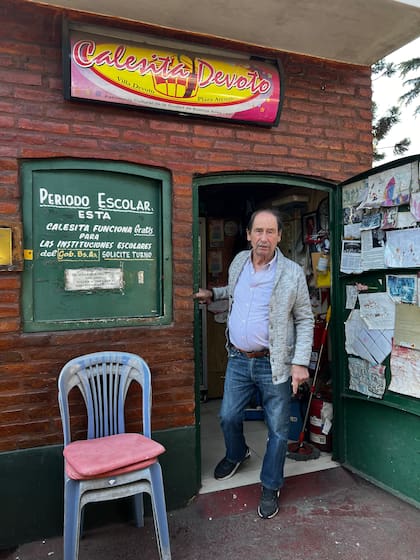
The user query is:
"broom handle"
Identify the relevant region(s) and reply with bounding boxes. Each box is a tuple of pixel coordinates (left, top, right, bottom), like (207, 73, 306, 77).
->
(298, 306, 331, 443)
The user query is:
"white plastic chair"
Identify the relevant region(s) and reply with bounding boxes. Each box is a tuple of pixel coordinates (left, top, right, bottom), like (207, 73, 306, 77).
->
(58, 351, 171, 560)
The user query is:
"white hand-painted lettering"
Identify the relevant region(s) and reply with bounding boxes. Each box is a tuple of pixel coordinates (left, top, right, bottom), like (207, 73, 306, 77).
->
(78, 210, 111, 220)
(116, 242, 152, 250)
(79, 233, 99, 240)
(97, 192, 153, 213)
(38, 189, 156, 263)
(92, 225, 133, 233)
(57, 240, 114, 249)
(46, 223, 90, 232)
(40, 188, 90, 208)
(134, 224, 154, 235)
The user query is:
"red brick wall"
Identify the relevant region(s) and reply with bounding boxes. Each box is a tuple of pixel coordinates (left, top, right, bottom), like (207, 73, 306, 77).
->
(0, 0, 372, 452)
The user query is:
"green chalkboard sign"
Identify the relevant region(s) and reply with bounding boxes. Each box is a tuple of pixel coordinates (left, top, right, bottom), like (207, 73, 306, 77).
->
(21, 159, 172, 331)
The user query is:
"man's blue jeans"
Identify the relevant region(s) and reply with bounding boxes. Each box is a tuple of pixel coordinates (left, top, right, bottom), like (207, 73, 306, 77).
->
(219, 346, 291, 491)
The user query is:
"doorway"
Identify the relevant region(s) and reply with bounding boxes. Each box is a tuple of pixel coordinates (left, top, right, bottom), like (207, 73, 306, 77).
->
(193, 172, 339, 493)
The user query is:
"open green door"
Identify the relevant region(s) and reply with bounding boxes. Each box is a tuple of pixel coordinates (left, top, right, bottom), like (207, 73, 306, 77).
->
(332, 154, 420, 507)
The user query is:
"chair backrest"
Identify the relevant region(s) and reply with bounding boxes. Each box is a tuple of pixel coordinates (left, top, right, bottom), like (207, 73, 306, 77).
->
(58, 352, 152, 446)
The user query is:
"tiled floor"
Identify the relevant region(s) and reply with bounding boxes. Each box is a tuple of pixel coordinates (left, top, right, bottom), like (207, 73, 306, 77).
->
(200, 398, 340, 494)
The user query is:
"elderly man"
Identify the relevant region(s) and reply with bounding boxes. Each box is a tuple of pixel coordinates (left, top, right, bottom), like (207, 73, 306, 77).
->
(194, 208, 314, 519)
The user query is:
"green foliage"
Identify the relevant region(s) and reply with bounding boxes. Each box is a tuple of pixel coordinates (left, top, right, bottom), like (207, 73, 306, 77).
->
(372, 102, 410, 162)
(373, 105, 400, 141)
(372, 61, 397, 80)
(399, 57, 420, 116)
(372, 54, 418, 161)
(394, 138, 411, 155)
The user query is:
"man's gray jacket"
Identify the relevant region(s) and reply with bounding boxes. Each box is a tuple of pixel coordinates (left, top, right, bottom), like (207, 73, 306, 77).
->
(212, 247, 314, 385)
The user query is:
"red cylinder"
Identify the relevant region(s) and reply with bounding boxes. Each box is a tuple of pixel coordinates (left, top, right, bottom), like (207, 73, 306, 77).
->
(312, 319, 326, 349)
(309, 396, 332, 452)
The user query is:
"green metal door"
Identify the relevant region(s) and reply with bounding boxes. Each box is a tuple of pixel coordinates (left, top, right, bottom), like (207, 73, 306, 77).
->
(332, 155, 420, 507)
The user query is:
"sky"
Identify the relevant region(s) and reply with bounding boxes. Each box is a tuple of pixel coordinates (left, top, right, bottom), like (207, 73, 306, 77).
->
(372, 36, 420, 164)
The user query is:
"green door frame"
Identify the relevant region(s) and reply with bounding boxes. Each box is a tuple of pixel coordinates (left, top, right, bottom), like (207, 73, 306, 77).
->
(192, 171, 339, 486)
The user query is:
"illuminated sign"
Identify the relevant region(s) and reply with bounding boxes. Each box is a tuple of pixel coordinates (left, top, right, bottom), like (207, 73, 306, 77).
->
(63, 25, 283, 126)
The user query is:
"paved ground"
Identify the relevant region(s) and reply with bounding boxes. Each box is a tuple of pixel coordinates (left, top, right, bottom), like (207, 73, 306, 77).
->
(3, 467, 420, 560)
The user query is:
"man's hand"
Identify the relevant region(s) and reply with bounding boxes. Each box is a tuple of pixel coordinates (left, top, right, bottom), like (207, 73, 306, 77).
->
(193, 288, 213, 304)
(291, 365, 310, 395)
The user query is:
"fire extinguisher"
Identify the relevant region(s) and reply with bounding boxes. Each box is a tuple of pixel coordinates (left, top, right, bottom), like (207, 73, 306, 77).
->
(309, 395, 333, 452)
(287, 306, 331, 460)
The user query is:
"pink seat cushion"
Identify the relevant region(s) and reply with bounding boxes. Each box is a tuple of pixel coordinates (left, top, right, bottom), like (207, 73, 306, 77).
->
(63, 433, 165, 480)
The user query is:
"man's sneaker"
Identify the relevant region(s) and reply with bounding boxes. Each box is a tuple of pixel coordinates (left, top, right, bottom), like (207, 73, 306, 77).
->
(258, 486, 280, 519)
(214, 448, 251, 480)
